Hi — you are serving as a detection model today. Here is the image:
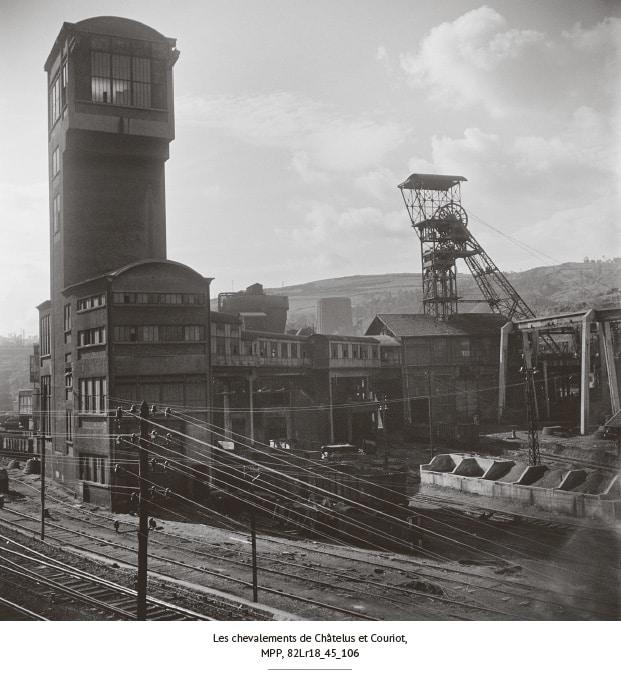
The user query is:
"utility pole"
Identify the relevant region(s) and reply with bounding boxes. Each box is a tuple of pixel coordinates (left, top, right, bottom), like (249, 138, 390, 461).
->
(379, 396, 388, 468)
(250, 510, 258, 602)
(524, 368, 541, 466)
(137, 400, 150, 620)
(521, 334, 541, 467)
(40, 433, 45, 542)
(426, 370, 434, 459)
(39, 385, 46, 542)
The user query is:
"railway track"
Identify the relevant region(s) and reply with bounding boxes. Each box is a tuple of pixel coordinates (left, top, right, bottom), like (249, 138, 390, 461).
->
(3, 468, 618, 620)
(539, 450, 620, 473)
(0, 499, 581, 622)
(0, 535, 214, 621)
(0, 595, 49, 621)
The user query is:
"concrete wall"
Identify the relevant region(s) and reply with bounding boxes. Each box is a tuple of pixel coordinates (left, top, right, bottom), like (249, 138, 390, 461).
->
(420, 453, 621, 521)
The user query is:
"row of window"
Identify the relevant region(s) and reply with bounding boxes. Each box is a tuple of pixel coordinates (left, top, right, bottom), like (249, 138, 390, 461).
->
(79, 454, 108, 485)
(78, 377, 107, 414)
(74, 49, 167, 110)
(330, 343, 379, 360)
(78, 294, 106, 312)
(113, 292, 205, 305)
(113, 325, 205, 343)
(78, 327, 107, 347)
(49, 61, 68, 128)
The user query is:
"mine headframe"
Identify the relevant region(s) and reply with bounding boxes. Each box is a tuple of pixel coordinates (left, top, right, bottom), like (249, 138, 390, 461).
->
(398, 173, 534, 322)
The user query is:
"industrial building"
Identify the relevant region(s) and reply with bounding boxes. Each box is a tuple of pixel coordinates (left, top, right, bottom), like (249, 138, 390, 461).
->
(31, 17, 620, 514)
(38, 16, 212, 508)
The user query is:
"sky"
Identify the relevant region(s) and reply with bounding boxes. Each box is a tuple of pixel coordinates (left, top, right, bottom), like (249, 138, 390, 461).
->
(1, 0, 620, 337)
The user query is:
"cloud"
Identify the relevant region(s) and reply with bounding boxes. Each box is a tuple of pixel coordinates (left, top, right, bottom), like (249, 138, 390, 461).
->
(399, 7, 621, 119)
(353, 167, 400, 201)
(405, 111, 620, 267)
(177, 92, 407, 179)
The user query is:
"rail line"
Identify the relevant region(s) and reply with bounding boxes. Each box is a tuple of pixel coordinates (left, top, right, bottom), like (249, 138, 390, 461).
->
(0, 502, 563, 621)
(0, 536, 214, 621)
(4, 470, 617, 620)
(0, 595, 49, 621)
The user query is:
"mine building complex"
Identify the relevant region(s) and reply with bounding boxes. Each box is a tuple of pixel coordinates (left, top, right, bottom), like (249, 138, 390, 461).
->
(29, 16, 620, 511)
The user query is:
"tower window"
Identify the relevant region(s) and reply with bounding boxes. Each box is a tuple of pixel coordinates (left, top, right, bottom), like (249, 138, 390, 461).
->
(89, 49, 165, 109)
(49, 61, 67, 129)
(51, 147, 60, 177)
(52, 194, 61, 233)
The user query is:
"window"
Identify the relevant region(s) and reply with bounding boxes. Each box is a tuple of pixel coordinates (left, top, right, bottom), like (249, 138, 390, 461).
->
(51, 147, 60, 177)
(40, 315, 51, 357)
(41, 376, 52, 436)
(160, 326, 183, 342)
(331, 344, 338, 359)
(432, 338, 449, 362)
(78, 377, 107, 413)
(142, 325, 159, 342)
(113, 325, 203, 342)
(281, 343, 289, 359)
(91, 52, 153, 107)
(112, 292, 203, 305)
(79, 454, 108, 485)
(352, 344, 359, 359)
(291, 343, 298, 359)
(458, 338, 471, 359)
(63, 304, 72, 333)
(49, 61, 67, 129)
(77, 293, 106, 312)
(160, 293, 183, 305)
(342, 344, 350, 359)
(78, 326, 106, 347)
(65, 410, 73, 443)
(184, 325, 204, 341)
(77, 36, 167, 110)
(52, 194, 61, 233)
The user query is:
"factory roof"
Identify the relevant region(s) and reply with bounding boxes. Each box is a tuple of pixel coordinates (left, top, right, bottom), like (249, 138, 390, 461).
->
(365, 313, 506, 338)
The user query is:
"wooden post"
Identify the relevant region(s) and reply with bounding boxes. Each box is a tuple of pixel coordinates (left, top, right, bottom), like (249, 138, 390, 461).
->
(251, 510, 258, 603)
(137, 400, 149, 621)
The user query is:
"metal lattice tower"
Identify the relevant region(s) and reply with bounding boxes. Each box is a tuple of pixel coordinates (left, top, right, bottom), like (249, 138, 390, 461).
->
(398, 173, 534, 321)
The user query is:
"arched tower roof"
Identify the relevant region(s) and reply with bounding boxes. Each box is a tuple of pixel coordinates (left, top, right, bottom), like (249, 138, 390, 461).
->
(73, 16, 172, 43)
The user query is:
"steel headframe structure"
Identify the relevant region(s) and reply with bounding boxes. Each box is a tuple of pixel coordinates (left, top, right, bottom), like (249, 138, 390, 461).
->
(398, 173, 534, 321)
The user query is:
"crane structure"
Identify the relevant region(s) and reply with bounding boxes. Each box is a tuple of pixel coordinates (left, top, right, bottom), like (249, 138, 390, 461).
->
(398, 173, 534, 321)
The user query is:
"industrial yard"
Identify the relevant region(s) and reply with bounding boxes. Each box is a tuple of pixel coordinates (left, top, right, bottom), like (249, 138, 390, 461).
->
(1, 426, 618, 622)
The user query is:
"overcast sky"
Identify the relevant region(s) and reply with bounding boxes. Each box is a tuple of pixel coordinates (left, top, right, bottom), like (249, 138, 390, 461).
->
(1, 0, 619, 336)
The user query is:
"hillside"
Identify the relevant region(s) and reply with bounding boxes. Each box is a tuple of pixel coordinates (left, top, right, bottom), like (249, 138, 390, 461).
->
(265, 259, 621, 334)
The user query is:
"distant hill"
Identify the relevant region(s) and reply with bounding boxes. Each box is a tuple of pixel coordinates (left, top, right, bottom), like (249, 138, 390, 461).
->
(265, 258, 621, 334)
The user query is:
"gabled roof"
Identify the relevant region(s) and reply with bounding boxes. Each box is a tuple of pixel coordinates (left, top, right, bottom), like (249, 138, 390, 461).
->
(365, 313, 507, 338)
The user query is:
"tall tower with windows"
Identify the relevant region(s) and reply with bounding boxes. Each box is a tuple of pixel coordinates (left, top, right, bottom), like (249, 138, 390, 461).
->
(45, 16, 179, 293)
(38, 19, 212, 509)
